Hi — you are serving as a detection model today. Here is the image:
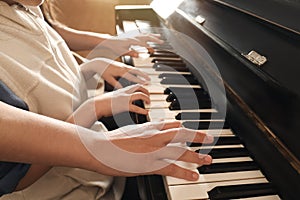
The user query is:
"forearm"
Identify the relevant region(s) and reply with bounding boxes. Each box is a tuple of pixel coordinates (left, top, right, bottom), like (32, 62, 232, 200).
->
(66, 98, 98, 128)
(0, 102, 106, 174)
(52, 22, 112, 51)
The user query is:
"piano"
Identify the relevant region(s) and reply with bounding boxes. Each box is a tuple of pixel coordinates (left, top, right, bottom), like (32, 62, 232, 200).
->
(113, 0, 300, 199)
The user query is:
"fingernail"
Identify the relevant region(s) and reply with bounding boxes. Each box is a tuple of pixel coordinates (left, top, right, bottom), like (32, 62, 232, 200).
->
(206, 135, 214, 143)
(204, 155, 212, 163)
(192, 172, 199, 180)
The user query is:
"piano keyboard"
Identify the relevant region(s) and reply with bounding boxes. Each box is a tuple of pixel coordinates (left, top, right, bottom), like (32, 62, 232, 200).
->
(121, 22, 281, 199)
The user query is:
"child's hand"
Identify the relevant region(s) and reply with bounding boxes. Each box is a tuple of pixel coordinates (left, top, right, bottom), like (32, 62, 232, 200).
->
(67, 84, 149, 128)
(93, 84, 150, 118)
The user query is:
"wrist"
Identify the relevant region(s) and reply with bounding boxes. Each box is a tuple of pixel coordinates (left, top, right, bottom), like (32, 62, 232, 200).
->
(69, 99, 98, 128)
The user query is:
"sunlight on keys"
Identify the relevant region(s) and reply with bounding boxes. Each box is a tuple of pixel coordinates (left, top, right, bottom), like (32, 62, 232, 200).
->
(151, 0, 185, 19)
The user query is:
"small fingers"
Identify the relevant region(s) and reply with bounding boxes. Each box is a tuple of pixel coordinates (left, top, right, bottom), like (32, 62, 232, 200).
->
(128, 68, 151, 82)
(123, 73, 149, 85)
(124, 84, 150, 96)
(124, 50, 139, 58)
(130, 92, 150, 104)
(106, 77, 123, 89)
(119, 66, 150, 82)
(129, 105, 149, 115)
(147, 47, 155, 54)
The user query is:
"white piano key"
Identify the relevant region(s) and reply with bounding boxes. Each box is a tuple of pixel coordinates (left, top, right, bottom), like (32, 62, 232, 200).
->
(197, 129, 234, 136)
(167, 178, 270, 200)
(133, 55, 182, 67)
(148, 108, 217, 120)
(145, 101, 171, 109)
(212, 157, 253, 164)
(122, 20, 139, 33)
(232, 195, 281, 200)
(133, 55, 154, 67)
(150, 94, 168, 101)
(148, 108, 180, 119)
(144, 84, 168, 93)
(167, 170, 265, 186)
(141, 68, 191, 75)
(145, 84, 201, 94)
(190, 144, 245, 152)
(148, 76, 163, 83)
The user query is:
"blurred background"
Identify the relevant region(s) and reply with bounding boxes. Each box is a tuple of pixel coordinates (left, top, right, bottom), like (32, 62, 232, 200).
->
(42, 0, 153, 35)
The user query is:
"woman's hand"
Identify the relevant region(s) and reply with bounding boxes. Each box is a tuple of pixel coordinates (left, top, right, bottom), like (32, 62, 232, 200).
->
(105, 33, 164, 57)
(80, 58, 150, 89)
(88, 33, 164, 58)
(79, 121, 214, 181)
(51, 23, 163, 58)
(101, 60, 150, 89)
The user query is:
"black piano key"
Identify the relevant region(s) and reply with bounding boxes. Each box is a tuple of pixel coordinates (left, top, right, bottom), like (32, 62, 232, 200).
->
(198, 161, 259, 174)
(208, 183, 277, 200)
(214, 136, 241, 145)
(99, 100, 148, 130)
(150, 52, 180, 58)
(151, 58, 182, 63)
(153, 61, 186, 68)
(158, 73, 191, 78)
(196, 147, 249, 159)
(183, 121, 230, 130)
(155, 65, 190, 72)
(169, 98, 211, 110)
(152, 49, 176, 53)
(164, 87, 205, 95)
(166, 91, 208, 102)
(105, 77, 134, 91)
(148, 44, 173, 50)
(133, 100, 148, 124)
(161, 77, 199, 85)
(176, 112, 223, 120)
(189, 136, 241, 147)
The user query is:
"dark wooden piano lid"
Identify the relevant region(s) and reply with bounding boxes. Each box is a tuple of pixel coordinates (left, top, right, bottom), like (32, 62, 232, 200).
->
(154, 1, 300, 198)
(219, 0, 300, 33)
(176, 0, 300, 97)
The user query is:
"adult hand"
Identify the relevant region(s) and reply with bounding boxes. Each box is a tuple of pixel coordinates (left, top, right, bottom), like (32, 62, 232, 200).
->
(110, 33, 164, 57)
(79, 121, 213, 181)
(81, 58, 150, 89)
(90, 33, 164, 58)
